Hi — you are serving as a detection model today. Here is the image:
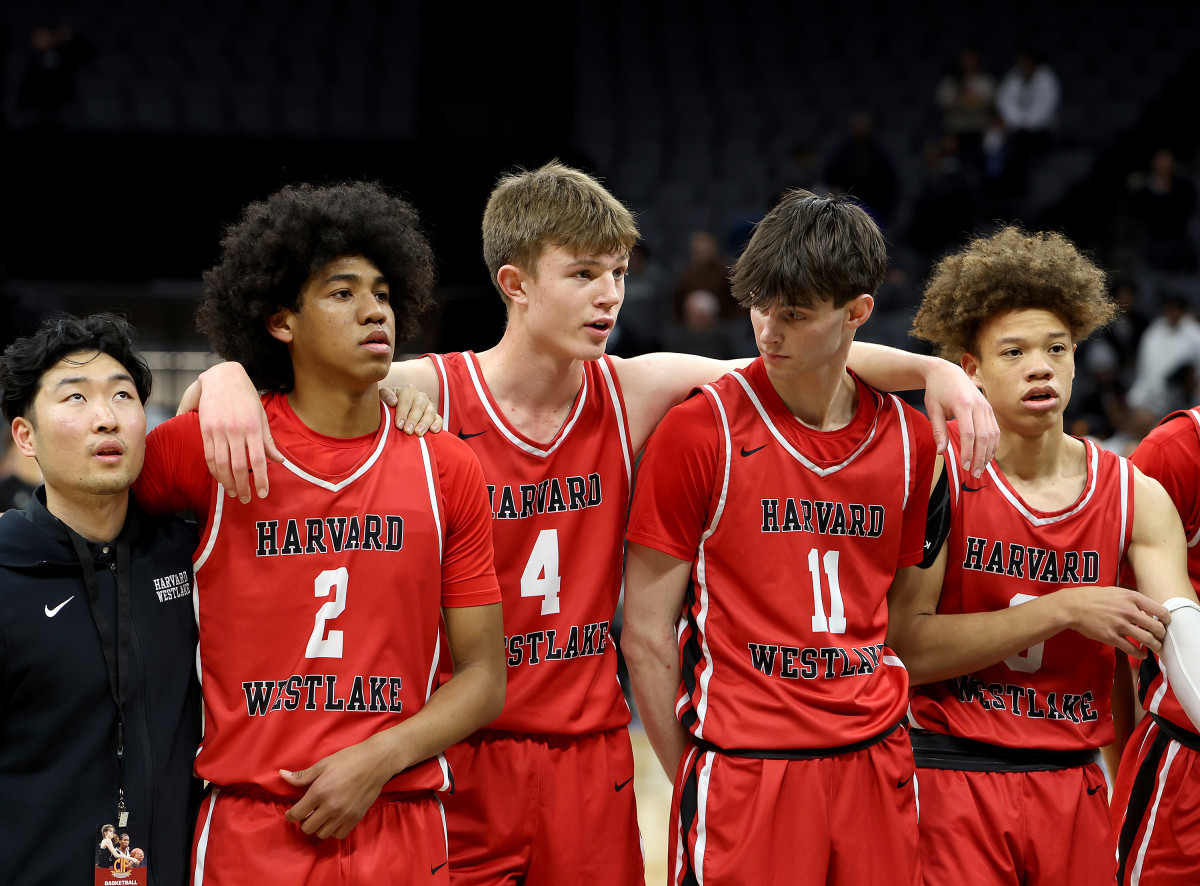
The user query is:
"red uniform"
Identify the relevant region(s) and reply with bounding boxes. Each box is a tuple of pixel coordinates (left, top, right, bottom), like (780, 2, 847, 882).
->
(428, 352, 642, 885)
(909, 423, 1133, 886)
(627, 360, 933, 885)
(1112, 408, 1200, 886)
(135, 395, 500, 885)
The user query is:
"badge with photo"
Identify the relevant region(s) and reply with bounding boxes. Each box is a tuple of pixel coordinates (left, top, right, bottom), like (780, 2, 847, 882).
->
(94, 822, 148, 885)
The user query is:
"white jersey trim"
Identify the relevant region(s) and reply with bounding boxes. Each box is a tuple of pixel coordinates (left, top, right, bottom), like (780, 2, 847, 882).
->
(987, 437, 1102, 527)
(463, 351, 589, 458)
(889, 394, 912, 510)
(194, 486, 225, 573)
(1130, 737, 1180, 885)
(596, 355, 634, 484)
(692, 384, 734, 738)
(279, 402, 393, 492)
(1185, 409, 1200, 548)
(729, 371, 880, 477)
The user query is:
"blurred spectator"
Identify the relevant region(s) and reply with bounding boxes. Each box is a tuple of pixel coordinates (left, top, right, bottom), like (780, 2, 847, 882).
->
(995, 48, 1060, 156)
(995, 49, 1060, 147)
(0, 436, 41, 512)
(824, 112, 899, 225)
(13, 23, 92, 130)
(935, 48, 996, 164)
(1129, 148, 1199, 278)
(663, 290, 741, 360)
(909, 133, 973, 262)
(1127, 294, 1200, 419)
(980, 106, 1028, 209)
(609, 244, 667, 357)
(672, 231, 737, 322)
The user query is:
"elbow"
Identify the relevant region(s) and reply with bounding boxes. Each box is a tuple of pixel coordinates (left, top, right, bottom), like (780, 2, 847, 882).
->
(482, 663, 506, 724)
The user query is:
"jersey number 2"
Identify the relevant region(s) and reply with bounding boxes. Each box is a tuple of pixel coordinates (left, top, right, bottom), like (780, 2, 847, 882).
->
(306, 567, 348, 658)
(521, 528, 562, 615)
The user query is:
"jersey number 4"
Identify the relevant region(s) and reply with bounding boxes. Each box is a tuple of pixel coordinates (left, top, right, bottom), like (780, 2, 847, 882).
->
(521, 528, 562, 615)
(306, 567, 348, 658)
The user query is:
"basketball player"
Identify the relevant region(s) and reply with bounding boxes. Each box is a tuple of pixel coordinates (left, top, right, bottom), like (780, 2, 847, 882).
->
(887, 226, 1200, 885)
(132, 182, 506, 885)
(188, 165, 998, 885)
(1112, 405, 1200, 885)
(623, 190, 934, 885)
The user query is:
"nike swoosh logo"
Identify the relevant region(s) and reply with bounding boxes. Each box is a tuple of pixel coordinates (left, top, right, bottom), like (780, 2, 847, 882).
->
(1087, 785, 1103, 795)
(457, 429, 487, 440)
(45, 596, 75, 617)
(431, 861, 448, 874)
(740, 444, 768, 457)
(896, 775, 912, 789)
(960, 482, 985, 493)
(615, 776, 634, 792)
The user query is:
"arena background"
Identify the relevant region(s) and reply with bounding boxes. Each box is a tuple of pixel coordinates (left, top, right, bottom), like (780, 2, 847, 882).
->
(5, 1, 1200, 879)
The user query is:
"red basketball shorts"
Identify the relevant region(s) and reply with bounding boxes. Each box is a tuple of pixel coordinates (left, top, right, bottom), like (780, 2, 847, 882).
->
(669, 726, 920, 886)
(918, 761, 1113, 885)
(191, 786, 449, 886)
(1112, 715, 1200, 885)
(442, 728, 643, 885)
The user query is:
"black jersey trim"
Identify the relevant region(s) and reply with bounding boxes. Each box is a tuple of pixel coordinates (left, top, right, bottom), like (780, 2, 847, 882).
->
(919, 465, 951, 569)
(910, 730, 1093, 771)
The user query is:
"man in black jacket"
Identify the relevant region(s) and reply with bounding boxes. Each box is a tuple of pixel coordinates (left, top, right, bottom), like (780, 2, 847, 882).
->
(0, 313, 202, 886)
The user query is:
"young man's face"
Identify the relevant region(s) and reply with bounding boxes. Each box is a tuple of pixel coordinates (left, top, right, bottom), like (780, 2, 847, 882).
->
(962, 307, 1075, 433)
(750, 295, 870, 383)
(270, 255, 396, 390)
(12, 351, 146, 499)
(514, 245, 627, 360)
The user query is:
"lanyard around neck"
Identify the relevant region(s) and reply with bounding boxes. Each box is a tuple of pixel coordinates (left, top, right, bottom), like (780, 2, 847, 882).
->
(68, 524, 133, 825)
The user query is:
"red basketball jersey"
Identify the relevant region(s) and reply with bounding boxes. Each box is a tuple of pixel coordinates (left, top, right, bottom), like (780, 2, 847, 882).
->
(1129, 408, 1200, 731)
(909, 424, 1134, 750)
(627, 360, 934, 750)
(429, 352, 633, 734)
(135, 395, 500, 795)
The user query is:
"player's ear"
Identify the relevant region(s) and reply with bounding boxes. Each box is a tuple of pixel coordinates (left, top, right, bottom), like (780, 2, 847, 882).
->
(845, 294, 874, 328)
(265, 307, 295, 344)
(11, 416, 37, 459)
(496, 264, 528, 306)
(960, 352, 983, 388)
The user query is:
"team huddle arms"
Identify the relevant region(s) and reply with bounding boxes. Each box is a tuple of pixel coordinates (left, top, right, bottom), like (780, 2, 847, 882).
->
(8, 163, 1200, 886)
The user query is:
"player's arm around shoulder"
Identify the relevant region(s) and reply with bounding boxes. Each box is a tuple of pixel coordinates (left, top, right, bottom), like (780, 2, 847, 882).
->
(848, 341, 999, 477)
(611, 352, 750, 453)
(383, 355, 440, 402)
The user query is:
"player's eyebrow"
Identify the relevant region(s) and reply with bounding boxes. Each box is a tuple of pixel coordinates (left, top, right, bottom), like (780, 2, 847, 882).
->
(52, 371, 135, 390)
(323, 272, 388, 287)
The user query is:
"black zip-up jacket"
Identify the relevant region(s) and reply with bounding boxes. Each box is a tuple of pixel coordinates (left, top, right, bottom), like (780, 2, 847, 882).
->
(0, 491, 203, 886)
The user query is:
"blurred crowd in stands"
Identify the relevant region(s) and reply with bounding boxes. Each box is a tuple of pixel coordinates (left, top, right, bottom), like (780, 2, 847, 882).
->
(3, 25, 1200, 508)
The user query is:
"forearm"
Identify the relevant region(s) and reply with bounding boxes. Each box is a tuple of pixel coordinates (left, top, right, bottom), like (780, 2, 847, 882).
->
(354, 655, 503, 784)
(624, 626, 690, 778)
(846, 342, 943, 392)
(897, 593, 1073, 685)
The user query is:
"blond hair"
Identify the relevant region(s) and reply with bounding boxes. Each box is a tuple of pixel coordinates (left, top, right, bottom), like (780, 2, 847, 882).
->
(482, 161, 639, 304)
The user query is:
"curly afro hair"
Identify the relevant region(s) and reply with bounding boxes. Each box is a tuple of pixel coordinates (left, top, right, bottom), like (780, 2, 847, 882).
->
(197, 181, 435, 392)
(912, 226, 1114, 363)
